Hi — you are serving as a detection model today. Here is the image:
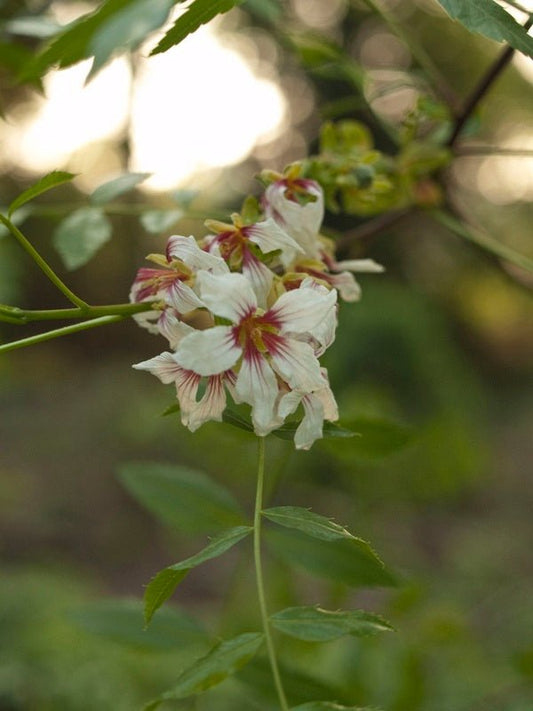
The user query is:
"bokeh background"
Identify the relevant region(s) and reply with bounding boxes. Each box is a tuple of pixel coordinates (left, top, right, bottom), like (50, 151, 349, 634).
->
(1, 1, 532, 709)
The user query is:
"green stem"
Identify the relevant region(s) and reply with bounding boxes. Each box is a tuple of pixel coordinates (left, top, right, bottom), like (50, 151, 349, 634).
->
(0, 301, 153, 324)
(0, 315, 125, 353)
(0, 213, 88, 309)
(253, 437, 289, 711)
(430, 209, 533, 273)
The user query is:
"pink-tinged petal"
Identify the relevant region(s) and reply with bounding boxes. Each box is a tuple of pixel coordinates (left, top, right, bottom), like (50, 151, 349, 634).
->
(235, 350, 281, 436)
(242, 251, 274, 309)
(157, 310, 195, 349)
(163, 279, 204, 313)
(129, 267, 167, 303)
(166, 234, 228, 274)
(133, 351, 185, 384)
(174, 325, 241, 376)
(269, 338, 324, 392)
(334, 258, 384, 273)
(174, 367, 203, 420)
(185, 373, 228, 432)
(196, 271, 257, 322)
(327, 271, 361, 303)
(245, 218, 303, 267)
(268, 284, 337, 341)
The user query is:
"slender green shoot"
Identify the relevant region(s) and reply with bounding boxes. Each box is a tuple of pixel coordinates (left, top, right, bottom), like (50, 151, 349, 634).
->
(253, 437, 289, 711)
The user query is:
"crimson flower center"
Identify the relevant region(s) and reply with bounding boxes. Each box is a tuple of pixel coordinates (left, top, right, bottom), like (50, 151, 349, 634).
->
(234, 311, 280, 353)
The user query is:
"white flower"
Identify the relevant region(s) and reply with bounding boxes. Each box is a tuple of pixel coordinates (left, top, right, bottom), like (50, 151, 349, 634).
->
(278, 369, 339, 450)
(130, 235, 227, 314)
(173, 271, 337, 436)
(204, 216, 303, 307)
(263, 178, 324, 259)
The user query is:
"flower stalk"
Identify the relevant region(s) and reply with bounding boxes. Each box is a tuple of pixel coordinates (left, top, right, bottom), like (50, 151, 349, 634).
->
(253, 437, 289, 711)
(0, 315, 127, 354)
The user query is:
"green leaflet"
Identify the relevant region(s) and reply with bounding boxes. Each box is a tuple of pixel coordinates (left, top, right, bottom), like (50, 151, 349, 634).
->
(8, 171, 75, 216)
(117, 461, 246, 533)
(323, 417, 413, 459)
(52, 207, 112, 270)
(140, 208, 184, 234)
(220, 407, 356, 441)
(436, 0, 533, 58)
(144, 632, 264, 708)
(143, 525, 252, 624)
(151, 0, 246, 55)
(264, 506, 397, 587)
(69, 598, 208, 650)
(267, 527, 397, 588)
(270, 605, 393, 642)
(88, 0, 174, 76)
(19, 0, 182, 82)
(90, 172, 150, 205)
(262, 506, 355, 542)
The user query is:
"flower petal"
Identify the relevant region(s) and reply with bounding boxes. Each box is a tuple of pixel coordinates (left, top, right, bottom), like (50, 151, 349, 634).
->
(278, 374, 338, 450)
(133, 351, 185, 384)
(166, 234, 228, 274)
(173, 367, 202, 421)
(196, 271, 257, 322)
(268, 282, 337, 343)
(132, 309, 163, 335)
(235, 351, 281, 436)
(245, 218, 303, 267)
(327, 270, 361, 303)
(157, 309, 196, 349)
(335, 258, 384, 273)
(264, 180, 324, 258)
(185, 373, 229, 432)
(242, 251, 274, 309)
(269, 337, 324, 392)
(164, 279, 204, 313)
(174, 326, 241, 376)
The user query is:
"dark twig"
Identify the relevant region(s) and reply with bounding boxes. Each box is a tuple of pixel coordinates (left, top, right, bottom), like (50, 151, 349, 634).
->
(456, 146, 533, 157)
(335, 208, 411, 255)
(447, 16, 533, 148)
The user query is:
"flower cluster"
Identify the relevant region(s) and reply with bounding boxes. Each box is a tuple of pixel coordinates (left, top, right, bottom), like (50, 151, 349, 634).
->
(130, 168, 383, 449)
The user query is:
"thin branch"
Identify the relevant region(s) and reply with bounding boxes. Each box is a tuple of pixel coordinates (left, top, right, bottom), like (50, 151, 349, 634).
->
(456, 146, 533, 157)
(335, 208, 411, 254)
(359, 0, 458, 109)
(0, 315, 126, 354)
(430, 209, 533, 273)
(447, 15, 533, 148)
(0, 301, 153, 324)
